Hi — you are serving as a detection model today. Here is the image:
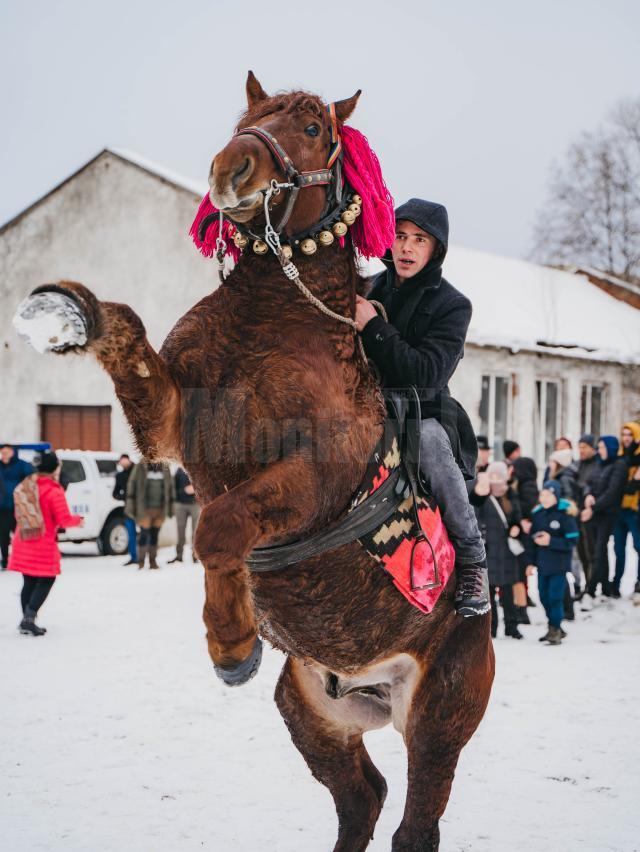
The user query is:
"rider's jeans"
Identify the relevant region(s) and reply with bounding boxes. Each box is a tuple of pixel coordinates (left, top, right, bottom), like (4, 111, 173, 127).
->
(419, 418, 486, 565)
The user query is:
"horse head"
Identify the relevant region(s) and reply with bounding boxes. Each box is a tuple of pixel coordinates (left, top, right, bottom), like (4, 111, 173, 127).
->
(209, 71, 360, 236)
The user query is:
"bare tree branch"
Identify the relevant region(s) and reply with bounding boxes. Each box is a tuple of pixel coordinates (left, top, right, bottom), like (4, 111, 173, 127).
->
(531, 97, 640, 283)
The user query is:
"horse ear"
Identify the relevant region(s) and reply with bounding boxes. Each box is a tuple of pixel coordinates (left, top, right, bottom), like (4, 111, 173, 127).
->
(333, 90, 362, 122)
(246, 70, 268, 106)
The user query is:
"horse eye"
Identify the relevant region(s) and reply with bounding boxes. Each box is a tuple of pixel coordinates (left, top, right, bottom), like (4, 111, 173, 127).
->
(305, 124, 320, 137)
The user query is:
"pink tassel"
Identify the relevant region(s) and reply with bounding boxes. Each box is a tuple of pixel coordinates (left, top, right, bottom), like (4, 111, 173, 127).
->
(341, 125, 395, 259)
(189, 195, 242, 264)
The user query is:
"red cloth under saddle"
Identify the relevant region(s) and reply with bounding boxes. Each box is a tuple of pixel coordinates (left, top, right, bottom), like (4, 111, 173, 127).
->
(351, 439, 455, 614)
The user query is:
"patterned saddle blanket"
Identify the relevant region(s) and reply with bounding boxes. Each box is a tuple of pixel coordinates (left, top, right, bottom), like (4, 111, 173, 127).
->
(350, 423, 455, 614)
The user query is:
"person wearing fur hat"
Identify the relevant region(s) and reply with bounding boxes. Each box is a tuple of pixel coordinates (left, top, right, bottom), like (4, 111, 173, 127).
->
(612, 422, 640, 597)
(526, 480, 579, 645)
(8, 450, 83, 635)
(473, 461, 524, 638)
(581, 436, 628, 602)
(356, 199, 489, 617)
(547, 448, 578, 500)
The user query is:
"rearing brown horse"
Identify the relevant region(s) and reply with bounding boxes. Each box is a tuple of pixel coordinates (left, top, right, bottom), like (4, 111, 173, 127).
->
(14, 73, 494, 851)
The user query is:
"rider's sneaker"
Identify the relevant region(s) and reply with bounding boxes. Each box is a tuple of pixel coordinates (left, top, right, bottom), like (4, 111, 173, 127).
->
(455, 560, 491, 617)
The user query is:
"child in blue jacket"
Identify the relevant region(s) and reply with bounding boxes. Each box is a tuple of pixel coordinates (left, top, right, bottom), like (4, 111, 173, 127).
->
(526, 480, 580, 645)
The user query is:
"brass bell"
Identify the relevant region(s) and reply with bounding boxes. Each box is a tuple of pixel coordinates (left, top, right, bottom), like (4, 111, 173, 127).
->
(351, 194, 362, 205)
(348, 203, 362, 216)
(341, 210, 356, 226)
(300, 238, 318, 255)
(280, 244, 293, 260)
(332, 221, 348, 237)
(233, 231, 248, 249)
(253, 239, 268, 255)
(318, 230, 334, 246)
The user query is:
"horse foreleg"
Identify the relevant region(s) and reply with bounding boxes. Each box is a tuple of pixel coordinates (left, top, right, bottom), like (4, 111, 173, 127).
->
(14, 281, 181, 459)
(392, 615, 495, 852)
(194, 456, 323, 686)
(275, 656, 388, 852)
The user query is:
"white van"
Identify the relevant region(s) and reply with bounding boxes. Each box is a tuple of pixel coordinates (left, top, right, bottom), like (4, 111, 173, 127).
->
(56, 450, 130, 555)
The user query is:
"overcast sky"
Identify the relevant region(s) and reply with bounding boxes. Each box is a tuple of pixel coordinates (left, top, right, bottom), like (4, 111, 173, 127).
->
(1, 0, 638, 260)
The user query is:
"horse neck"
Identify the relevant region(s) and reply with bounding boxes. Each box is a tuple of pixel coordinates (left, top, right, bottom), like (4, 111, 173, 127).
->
(228, 245, 360, 352)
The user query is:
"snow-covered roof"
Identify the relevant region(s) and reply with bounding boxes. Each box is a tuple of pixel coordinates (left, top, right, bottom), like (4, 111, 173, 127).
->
(106, 147, 208, 197)
(366, 246, 640, 364)
(0, 148, 208, 234)
(444, 247, 640, 364)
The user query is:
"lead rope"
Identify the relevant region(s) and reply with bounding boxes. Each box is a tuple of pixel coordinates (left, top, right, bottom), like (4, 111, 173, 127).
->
(261, 181, 368, 365)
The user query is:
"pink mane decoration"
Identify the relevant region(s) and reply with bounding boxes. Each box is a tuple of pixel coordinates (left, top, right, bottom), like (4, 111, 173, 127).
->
(189, 196, 243, 264)
(340, 125, 395, 259)
(189, 122, 394, 262)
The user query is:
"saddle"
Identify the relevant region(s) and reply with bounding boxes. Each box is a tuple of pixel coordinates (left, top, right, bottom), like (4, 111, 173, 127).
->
(245, 388, 455, 614)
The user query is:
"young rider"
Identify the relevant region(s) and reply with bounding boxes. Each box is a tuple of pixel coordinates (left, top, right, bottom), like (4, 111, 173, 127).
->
(355, 198, 489, 616)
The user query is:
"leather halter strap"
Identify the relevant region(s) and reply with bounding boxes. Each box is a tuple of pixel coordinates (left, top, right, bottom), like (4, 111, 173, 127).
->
(235, 126, 334, 187)
(234, 124, 336, 235)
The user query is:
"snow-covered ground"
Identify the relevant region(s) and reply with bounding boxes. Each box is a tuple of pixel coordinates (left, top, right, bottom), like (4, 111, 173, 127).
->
(1, 544, 639, 852)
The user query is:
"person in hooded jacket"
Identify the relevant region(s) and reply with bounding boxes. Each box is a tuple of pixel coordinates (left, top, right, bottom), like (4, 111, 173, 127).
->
(0, 444, 33, 569)
(525, 480, 579, 645)
(612, 421, 640, 597)
(581, 436, 628, 602)
(356, 199, 488, 617)
(8, 450, 83, 635)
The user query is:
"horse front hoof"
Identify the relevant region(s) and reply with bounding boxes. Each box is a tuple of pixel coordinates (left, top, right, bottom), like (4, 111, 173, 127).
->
(213, 636, 263, 687)
(13, 291, 88, 353)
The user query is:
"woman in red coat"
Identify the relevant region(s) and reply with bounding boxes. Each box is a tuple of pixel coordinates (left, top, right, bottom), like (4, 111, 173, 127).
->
(9, 450, 83, 635)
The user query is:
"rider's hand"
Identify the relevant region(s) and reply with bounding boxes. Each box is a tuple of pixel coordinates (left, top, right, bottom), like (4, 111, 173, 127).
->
(355, 295, 378, 332)
(525, 565, 536, 576)
(534, 531, 551, 547)
(509, 525, 520, 537)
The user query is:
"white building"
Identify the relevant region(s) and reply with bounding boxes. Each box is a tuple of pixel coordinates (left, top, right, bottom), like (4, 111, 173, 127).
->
(2, 149, 639, 469)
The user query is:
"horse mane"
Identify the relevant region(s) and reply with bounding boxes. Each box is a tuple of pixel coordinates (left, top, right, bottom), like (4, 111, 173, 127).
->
(190, 89, 395, 262)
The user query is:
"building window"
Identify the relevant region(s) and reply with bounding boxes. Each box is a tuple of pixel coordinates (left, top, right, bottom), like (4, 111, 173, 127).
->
(40, 405, 112, 451)
(479, 374, 512, 459)
(581, 384, 605, 438)
(533, 379, 562, 466)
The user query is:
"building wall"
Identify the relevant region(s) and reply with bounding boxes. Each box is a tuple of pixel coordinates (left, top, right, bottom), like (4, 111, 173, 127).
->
(449, 344, 639, 464)
(0, 153, 216, 454)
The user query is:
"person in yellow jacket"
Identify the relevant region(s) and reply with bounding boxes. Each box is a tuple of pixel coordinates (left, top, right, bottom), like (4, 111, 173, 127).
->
(612, 421, 640, 597)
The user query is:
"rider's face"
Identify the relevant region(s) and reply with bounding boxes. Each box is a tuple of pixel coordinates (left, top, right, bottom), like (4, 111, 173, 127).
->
(391, 221, 438, 282)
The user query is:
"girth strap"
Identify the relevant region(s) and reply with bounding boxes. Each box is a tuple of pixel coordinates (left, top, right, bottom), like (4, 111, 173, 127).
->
(246, 464, 408, 572)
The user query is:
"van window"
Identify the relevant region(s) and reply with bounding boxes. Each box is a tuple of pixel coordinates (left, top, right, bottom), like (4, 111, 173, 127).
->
(96, 459, 118, 477)
(61, 460, 86, 483)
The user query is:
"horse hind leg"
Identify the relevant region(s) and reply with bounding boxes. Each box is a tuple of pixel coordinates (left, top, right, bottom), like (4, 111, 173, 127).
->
(275, 656, 389, 852)
(392, 616, 495, 852)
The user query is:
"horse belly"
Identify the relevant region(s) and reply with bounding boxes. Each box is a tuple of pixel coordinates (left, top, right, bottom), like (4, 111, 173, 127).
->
(299, 653, 422, 737)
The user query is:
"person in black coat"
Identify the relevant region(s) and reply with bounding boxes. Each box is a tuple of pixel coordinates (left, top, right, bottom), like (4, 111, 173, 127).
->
(112, 454, 137, 566)
(474, 462, 523, 638)
(581, 436, 628, 601)
(356, 199, 488, 617)
(575, 434, 599, 593)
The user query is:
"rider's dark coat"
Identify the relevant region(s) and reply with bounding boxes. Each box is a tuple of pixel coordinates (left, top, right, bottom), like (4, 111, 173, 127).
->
(361, 199, 477, 478)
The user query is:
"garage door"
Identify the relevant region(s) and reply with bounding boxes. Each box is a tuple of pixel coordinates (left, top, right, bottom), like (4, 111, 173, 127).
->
(40, 405, 111, 451)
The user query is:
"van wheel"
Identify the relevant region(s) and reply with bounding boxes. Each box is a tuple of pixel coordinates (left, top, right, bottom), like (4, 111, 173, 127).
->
(101, 516, 130, 556)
